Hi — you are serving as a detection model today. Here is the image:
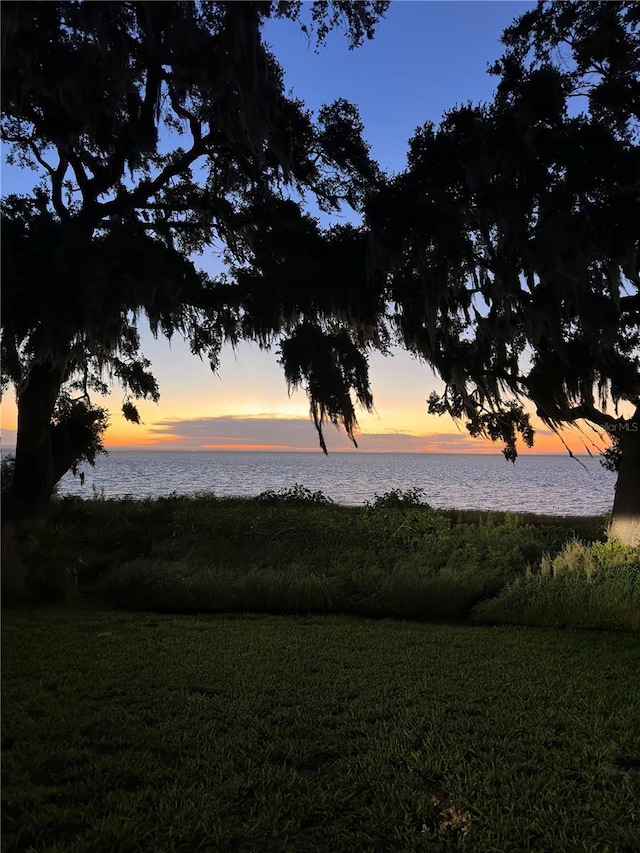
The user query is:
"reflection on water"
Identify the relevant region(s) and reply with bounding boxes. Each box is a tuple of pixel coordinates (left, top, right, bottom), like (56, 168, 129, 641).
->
(57, 451, 616, 516)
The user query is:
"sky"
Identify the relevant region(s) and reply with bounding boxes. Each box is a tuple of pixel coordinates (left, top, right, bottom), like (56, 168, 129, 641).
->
(2, 1, 603, 456)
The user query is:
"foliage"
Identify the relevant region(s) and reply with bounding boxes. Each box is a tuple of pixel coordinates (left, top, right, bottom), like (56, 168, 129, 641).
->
(1, 514, 81, 604)
(50, 393, 109, 483)
(3, 608, 640, 851)
(474, 538, 640, 630)
(40, 493, 607, 621)
(1, 454, 15, 491)
(540, 537, 640, 577)
(1, 1, 389, 515)
(21, 523, 81, 603)
(365, 487, 428, 509)
(601, 434, 623, 472)
(366, 0, 639, 487)
(371, 116, 638, 456)
(49, 494, 182, 585)
(494, 1, 640, 141)
(4, 0, 637, 541)
(256, 483, 334, 505)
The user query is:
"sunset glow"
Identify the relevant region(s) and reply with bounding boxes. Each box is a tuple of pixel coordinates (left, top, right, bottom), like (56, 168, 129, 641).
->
(0, 1, 614, 464)
(1, 389, 606, 457)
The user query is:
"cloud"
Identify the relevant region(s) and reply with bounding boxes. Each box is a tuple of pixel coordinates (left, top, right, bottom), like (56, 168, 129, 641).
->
(142, 415, 353, 451)
(3, 415, 571, 455)
(1, 429, 17, 452)
(106, 414, 502, 453)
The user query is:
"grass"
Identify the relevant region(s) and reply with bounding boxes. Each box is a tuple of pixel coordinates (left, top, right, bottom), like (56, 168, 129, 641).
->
(475, 539, 640, 630)
(3, 605, 640, 852)
(4, 495, 639, 848)
(40, 492, 616, 627)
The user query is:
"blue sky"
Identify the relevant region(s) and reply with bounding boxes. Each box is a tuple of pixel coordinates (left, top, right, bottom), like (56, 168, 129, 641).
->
(265, 1, 535, 175)
(5, 1, 582, 455)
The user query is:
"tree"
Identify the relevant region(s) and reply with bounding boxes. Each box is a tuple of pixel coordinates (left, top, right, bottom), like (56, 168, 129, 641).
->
(366, 1, 640, 545)
(1, 0, 388, 597)
(1, 1, 388, 508)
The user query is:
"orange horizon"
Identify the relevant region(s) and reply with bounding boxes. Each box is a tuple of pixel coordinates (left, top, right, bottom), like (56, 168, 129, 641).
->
(0, 422, 604, 455)
(97, 432, 597, 455)
(98, 446, 575, 455)
(101, 420, 600, 453)
(1, 399, 611, 456)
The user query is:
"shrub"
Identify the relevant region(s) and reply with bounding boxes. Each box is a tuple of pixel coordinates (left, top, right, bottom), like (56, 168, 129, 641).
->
(1, 453, 15, 492)
(365, 487, 428, 509)
(8, 519, 81, 603)
(96, 558, 341, 614)
(474, 539, 640, 630)
(44, 493, 620, 626)
(256, 484, 333, 505)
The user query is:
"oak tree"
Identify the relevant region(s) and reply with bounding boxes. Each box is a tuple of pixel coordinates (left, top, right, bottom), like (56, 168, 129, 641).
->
(1, 1, 387, 511)
(367, 1, 640, 545)
(1, 0, 388, 596)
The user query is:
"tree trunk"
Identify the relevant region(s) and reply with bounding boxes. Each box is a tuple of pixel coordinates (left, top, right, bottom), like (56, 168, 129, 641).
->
(2, 360, 65, 602)
(608, 407, 640, 548)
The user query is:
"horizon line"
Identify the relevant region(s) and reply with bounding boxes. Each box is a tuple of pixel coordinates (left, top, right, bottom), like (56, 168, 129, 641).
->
(0, 446, 595, 457)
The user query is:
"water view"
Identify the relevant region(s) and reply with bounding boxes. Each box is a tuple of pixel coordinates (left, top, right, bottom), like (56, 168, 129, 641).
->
(57, 450, 616, 516)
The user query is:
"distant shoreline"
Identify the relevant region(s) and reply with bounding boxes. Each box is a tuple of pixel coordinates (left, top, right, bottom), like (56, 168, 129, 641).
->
(0, 446, 589, 457)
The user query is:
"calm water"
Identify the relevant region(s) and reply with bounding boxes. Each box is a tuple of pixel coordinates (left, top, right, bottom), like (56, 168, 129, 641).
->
(57, 451, 616, 516)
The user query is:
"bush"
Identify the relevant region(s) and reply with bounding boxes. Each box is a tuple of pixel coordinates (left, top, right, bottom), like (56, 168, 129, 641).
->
(42, 493, 621, 626)
(473, 539, 640, 630)
(365, 487, 428, 509)
(1, 453, 15, 492)
(256, 484, 333, 505)
(3, 518, 81, 603)
(96, 559, 341, 614)
(94, 505, 551, 620)
(50, 494, 182, 584)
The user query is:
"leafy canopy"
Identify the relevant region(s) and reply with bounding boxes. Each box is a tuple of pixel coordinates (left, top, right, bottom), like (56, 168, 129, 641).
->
(368, 0, 640, 461)
(1, 0, 388, 465)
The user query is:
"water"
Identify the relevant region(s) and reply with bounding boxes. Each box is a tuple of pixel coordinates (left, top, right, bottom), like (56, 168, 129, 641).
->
(56, 451, 616, 516)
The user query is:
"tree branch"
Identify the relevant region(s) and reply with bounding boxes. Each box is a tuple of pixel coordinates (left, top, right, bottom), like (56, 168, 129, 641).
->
(564, 403, 621, 431)
(101, 219, 211, 231)
(167, 80, 202, 144)
(22, 139, 70, 219)
(620, 294, 640, 311)
(51, 152, 70, 219)
(97, 132, 215, 219)
(66, 151, 91, 204)
(137, 202, 203, 212)
(28, 141, 55, 176)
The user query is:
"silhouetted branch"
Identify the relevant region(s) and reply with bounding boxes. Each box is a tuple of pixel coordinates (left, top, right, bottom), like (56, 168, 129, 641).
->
(51, 154, 69, 219)
(28, 141, 55, 176)
(97, 132, 215, 219)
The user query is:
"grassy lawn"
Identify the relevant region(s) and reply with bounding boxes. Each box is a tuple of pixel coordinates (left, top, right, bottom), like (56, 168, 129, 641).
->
(3, 605, 640, 852)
